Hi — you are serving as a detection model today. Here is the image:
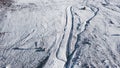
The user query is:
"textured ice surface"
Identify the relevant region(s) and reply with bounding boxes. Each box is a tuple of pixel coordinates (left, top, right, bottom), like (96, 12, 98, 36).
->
(0, 0, 120, 68)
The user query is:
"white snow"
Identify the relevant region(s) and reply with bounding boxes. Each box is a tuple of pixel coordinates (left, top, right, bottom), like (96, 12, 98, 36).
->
(0, 0, 120, 68)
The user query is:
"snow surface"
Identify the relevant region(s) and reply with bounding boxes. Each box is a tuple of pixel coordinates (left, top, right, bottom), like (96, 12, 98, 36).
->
(0, 0, 120, 68)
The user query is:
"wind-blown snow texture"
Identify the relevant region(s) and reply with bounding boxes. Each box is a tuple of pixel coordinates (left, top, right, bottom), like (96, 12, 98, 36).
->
(0, 0, 120, 68)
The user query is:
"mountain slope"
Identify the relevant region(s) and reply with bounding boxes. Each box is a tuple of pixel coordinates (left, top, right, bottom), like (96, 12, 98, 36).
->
(0, 0, 120, 68)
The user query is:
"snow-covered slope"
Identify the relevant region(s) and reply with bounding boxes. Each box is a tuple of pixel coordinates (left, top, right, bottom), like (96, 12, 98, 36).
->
(0, 0, 120, 68)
